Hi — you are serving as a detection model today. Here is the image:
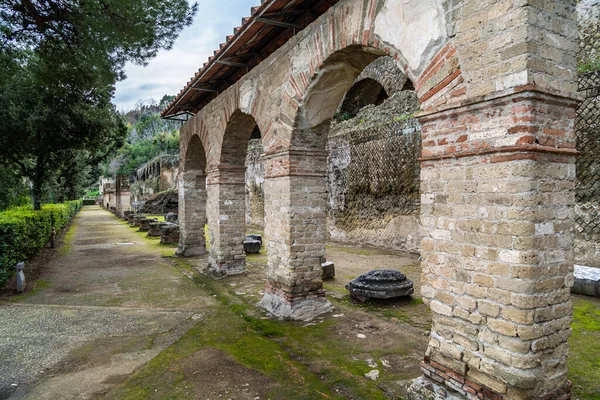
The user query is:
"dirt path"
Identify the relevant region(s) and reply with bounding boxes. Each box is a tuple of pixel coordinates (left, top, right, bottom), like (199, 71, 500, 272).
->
(0, 206, 216, 400)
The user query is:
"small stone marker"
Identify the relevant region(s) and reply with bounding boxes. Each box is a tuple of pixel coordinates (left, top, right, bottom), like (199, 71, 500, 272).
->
(16, 262, 25, 293)
(572, 265, 600, 297)
(346, 269, 414, 302)
(50, 227, 56, 248)
(243, 236, 261, 254)
(365, 370, 380, 381)
(165, 212, 178, 223)
(322, 261, 335, 279)
(247, 234, 262, 245)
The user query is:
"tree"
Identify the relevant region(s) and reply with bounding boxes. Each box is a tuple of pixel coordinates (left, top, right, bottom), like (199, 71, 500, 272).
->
(0, 0, 197, 209)
(0, 50, 127, 209)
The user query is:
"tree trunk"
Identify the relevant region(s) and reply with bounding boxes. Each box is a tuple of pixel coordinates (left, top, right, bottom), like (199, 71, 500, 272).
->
(31, 162, 46, 210)
(31, 178, 42, 210)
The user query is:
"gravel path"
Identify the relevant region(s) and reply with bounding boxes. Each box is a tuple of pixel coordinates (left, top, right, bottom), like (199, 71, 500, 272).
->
(0, 206, 211, 400)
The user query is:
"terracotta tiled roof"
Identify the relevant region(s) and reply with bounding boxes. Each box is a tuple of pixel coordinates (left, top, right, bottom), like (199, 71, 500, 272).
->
(162, 0, 340, 119)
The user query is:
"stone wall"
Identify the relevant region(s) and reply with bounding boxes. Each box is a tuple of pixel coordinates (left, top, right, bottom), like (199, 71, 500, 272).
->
(133, 155, 179, 202)
(574, 1, 600, 268)
(245, 139, 265, 227)
(327, 89, 422, 252)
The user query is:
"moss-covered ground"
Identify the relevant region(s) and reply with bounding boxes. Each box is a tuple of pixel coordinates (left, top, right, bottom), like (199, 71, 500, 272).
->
(568, 295, 600, 400)
(108, 218, 600, 400)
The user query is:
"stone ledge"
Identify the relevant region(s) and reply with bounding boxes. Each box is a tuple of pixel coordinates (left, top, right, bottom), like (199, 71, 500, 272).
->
(572, 265, 600, 297)
(258, 292, 333, 322)
(412, 360, 573, 400)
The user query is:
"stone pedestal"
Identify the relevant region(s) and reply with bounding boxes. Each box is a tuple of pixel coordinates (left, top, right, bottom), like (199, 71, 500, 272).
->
(161, 224, 180, 245)
(259, 150, 333, 320)
(177, 170, 207, 257)
(206, 168, 246, 276)
(417, 92, 577, 400)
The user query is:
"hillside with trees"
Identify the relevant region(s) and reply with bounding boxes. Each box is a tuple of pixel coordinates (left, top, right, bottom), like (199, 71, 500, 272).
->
(100, 95, 181, 178)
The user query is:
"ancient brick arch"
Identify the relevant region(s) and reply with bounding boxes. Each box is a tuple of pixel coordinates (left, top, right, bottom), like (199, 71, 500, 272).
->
(173, 1, 580, 398)
(206, 109, 261, 276)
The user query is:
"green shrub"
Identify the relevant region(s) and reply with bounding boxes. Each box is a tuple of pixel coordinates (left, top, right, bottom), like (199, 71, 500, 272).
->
(0, 200, 82, 287)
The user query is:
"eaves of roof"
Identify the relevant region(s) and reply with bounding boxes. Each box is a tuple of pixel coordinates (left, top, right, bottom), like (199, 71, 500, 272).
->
(161, 0, 340, 120)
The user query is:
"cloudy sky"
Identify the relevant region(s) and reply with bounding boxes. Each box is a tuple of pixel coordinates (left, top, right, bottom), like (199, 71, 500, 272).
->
(113, 0, 257, 112)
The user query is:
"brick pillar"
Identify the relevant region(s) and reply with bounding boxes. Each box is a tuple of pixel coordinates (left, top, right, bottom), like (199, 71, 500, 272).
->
(258, 149, 333, 321)
(116, 190, 131, 218)
(177, 168, 207, 257)
(414, 91, 577, 400)
(205, 167, 246, 276)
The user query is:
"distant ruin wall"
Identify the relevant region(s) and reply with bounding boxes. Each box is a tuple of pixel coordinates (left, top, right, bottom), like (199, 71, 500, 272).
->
(326, 90, 422, 252)
(245, 139, 265, 227)
(132, 155, 179, 202)
(574, 1, 600, 267)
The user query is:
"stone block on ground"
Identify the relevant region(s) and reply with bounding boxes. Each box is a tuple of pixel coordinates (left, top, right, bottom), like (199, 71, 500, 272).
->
(148, 222, 171, 237)
(322, 262, 335, 279)
(160, 224, 180, 245)
(131, 214, 147, 227)
(165, 212, 178, 223)
(346, 270, 414, 302)
(122, 211, 134, 221)
(243, 238, 261, 254)
(573, 265, 600, 297)
(138, 218, 158, 232)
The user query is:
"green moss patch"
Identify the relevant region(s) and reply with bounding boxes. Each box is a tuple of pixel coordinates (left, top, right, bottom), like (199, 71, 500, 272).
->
(568, 296, 600, 400)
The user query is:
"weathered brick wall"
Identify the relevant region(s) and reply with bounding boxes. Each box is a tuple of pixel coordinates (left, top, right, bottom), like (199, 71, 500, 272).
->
(419, 92, 577, 399)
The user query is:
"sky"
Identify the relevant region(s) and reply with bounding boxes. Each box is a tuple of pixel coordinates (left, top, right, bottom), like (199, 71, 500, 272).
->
(112, 0, 258, 113)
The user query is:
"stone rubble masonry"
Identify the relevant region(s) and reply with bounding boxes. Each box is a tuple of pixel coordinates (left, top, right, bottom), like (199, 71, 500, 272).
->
(245, 139, 265, 227)
(176, 170, 207, 257)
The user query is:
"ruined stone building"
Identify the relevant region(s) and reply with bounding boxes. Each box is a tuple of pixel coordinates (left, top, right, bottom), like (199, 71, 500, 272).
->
(160, 0, 586, 398)
(132, 155, 180, 202)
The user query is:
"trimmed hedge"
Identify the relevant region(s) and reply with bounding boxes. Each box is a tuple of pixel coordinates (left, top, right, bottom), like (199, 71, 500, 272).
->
(0, 200, 82, 287)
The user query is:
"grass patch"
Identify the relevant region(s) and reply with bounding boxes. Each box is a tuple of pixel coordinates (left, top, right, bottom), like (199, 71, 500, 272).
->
(9, 279, 51, 302)
(568, 296, 600, 400)
(58, 220, 78, 256)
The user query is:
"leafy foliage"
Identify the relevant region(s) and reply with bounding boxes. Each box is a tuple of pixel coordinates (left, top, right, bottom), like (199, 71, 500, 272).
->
(0, 0, 197, 208)
(0, 200, 82, 286)
(101, 98, 180, 176)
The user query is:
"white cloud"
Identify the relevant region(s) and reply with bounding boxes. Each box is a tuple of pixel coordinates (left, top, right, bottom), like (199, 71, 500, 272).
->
(113, 0, 258, 112)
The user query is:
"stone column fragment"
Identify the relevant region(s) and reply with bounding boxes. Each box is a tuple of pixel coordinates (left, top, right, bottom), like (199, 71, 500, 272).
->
(177, 169, 207, 257)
